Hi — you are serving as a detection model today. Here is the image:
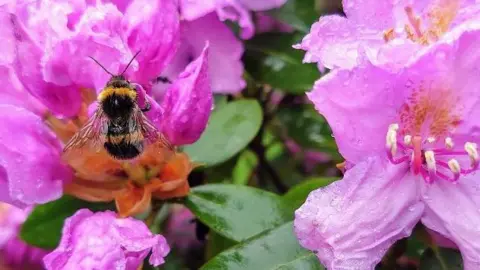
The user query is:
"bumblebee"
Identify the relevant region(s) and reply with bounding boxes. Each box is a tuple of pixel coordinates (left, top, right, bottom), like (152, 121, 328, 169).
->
(63, 52, 172, 160)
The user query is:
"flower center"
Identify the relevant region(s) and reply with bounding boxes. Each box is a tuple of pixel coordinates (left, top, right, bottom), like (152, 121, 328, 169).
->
(383, 0, 459, 44)
(385, 88, 478, 183)
(44, 88, 192, 216)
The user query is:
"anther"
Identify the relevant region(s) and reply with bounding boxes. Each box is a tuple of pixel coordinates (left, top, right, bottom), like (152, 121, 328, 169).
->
(386, 124, 399, 156)
(425, 151, 436, 171)
(448, 159, 461, 174)
(404, 135, 412, 146)
(465, 142, 479, 167)
(445, 137, 454, 149)
(427, 137, 436, 143)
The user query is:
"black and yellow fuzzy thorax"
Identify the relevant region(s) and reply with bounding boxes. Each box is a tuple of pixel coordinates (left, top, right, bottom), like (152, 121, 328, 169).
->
(98, 76, 143, 159)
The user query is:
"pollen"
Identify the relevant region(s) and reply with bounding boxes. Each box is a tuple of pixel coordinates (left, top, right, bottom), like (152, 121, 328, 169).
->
(398, 87, 460, 137)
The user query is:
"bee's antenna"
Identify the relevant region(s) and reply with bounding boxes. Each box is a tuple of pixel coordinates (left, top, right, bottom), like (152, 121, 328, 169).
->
(121, 50, 141, 76)
(88, 56, 114, 76)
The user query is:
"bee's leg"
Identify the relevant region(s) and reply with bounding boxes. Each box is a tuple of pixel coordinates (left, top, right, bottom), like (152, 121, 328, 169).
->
(141, 100, 151, 112)
(154, 76, 172, 84)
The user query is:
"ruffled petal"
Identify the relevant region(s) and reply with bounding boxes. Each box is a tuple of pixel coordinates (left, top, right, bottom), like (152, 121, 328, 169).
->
(0, 105, 71, 207)
(216, 1, 254, 39)
(160, 44, 212, 145)
(421, 174, 480, 269)
(306, 63, 400, 164)
(295, 156, 423, 269)
(125, 0, 180, 86)
(184, 13, 245, 93)
(179, 0, 216, 21)
(2, 12, 82, 117)
(342, 0, 394, 30)
(239, 0, 287, 11)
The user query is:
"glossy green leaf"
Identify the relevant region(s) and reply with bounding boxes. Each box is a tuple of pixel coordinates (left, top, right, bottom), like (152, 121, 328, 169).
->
(20, 195, 114, 249)
(244, 33, 320, 94)
(184, 184, 290, 242)
(206, 231, 237, 260)
(276, 105, 338, 156)
(267, 0, 318, 33)
(232, 150, 258, 185)
(202, 222, 323, 270)
(183, 100, 263, 167)
(283, 177, 338, 211)
(419, 248, 463, 270)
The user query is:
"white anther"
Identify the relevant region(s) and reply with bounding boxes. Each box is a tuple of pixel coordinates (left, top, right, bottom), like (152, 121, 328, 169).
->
(445, 137, 454, 149)
(404, 135, 412, 145)
(427, 137, 436, 143)
(448, 159, 461, 174)
(386, 124, 399, 156)
(424, 151, 436, 171)
(465, 142, 479, 166)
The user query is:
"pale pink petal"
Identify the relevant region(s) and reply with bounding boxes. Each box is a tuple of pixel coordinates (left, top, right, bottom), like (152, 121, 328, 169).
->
(179, 0, 216, 21)
(183, 13, 245, 93)
(421, 174, 480, 269)
(295, 156, 423, 269)
(160, 44, 212, 145)
(2, 12, 82, 117)
(342, 0, 394, 30)
(239, 0, 287, 11)
(307, 63, 401, 164)
(125, 0, 180, 87)
(0, 105, 71, 207)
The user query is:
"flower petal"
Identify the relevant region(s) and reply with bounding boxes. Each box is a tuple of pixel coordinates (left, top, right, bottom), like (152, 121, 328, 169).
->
(342, 0, 394, 30)
(421, 174, 480, 269)
(155, 13, 244, 95)
(125, 0, 180, 86)
(179, 0, 216, 21)
(160, 44, 212, 145)
(0, 105, 71, 207)
(2, 12, 82, 117)
(216, 1, 254, 39)
(295, 156, 423, 269)
(239, 0, 287, 11)
(307, 62, 400, 163)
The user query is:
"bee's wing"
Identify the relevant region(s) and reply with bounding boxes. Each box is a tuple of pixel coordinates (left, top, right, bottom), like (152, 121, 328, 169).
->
(63, 109, 109, 153)
(132, 106, 173, 150)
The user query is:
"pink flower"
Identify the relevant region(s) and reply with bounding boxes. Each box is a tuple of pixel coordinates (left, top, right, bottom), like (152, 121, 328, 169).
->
(180, 0, 288, 39)
(295, 0, 480, 70)
(295, 22, 480, 269)
(0, 0, 211, 207)
(43, 209, 170, 270)
(0, 203, 49, 270)
(164, 205, 202, 252)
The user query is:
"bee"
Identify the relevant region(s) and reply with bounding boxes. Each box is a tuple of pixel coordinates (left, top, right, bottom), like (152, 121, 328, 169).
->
(63, 52, 173, 160)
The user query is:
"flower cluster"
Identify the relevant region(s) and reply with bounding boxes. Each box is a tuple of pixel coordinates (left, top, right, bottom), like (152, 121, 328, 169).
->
(0, 0, 289, 269)
(294, 0, 480, 269)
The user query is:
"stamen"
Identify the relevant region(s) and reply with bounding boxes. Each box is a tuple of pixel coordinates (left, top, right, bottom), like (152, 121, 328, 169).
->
(405, 6, 423, 38)
(448, 159, 461, 181)
(445, 137, 454, 149)
(386, 124, 399, 156)
(383, 28, 396, 42)
(424, 151, 436, 171)
(404, 135, 412, 146)
(412, 136, 423, 175)
(427, 137, 436, 143)
(465, 142, 479, 168)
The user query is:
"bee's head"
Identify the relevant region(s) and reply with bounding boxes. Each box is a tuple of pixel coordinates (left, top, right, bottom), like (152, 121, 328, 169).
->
(106, 75, 131, 88)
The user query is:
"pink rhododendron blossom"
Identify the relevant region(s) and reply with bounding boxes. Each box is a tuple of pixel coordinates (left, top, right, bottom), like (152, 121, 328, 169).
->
(164, 205, 202, 252)
(43, 209, 170, 270)
(153, 12, 245, 96)
(296, 22, 480, 269)
(295, 0, 480, 70)
(0, 204, 49, 270)
(180, 0, 288, 39)
(0, 0, 212, 207)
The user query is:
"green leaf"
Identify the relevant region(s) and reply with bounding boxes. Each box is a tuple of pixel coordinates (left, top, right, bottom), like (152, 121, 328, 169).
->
(183, 100, 263, 167)
(267, 0, 318, 33)
(184, 184, 290, 242)
(20, 195, 114, 249)
(232, 150, 258, 185)
(201, 222, 323, 270)
(283, 177, 338, 211)
(206, 231, 237, 260)
(276, 105, 338, 156)
(419, 248, 463, 270)
(244, 33, 320, 94)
